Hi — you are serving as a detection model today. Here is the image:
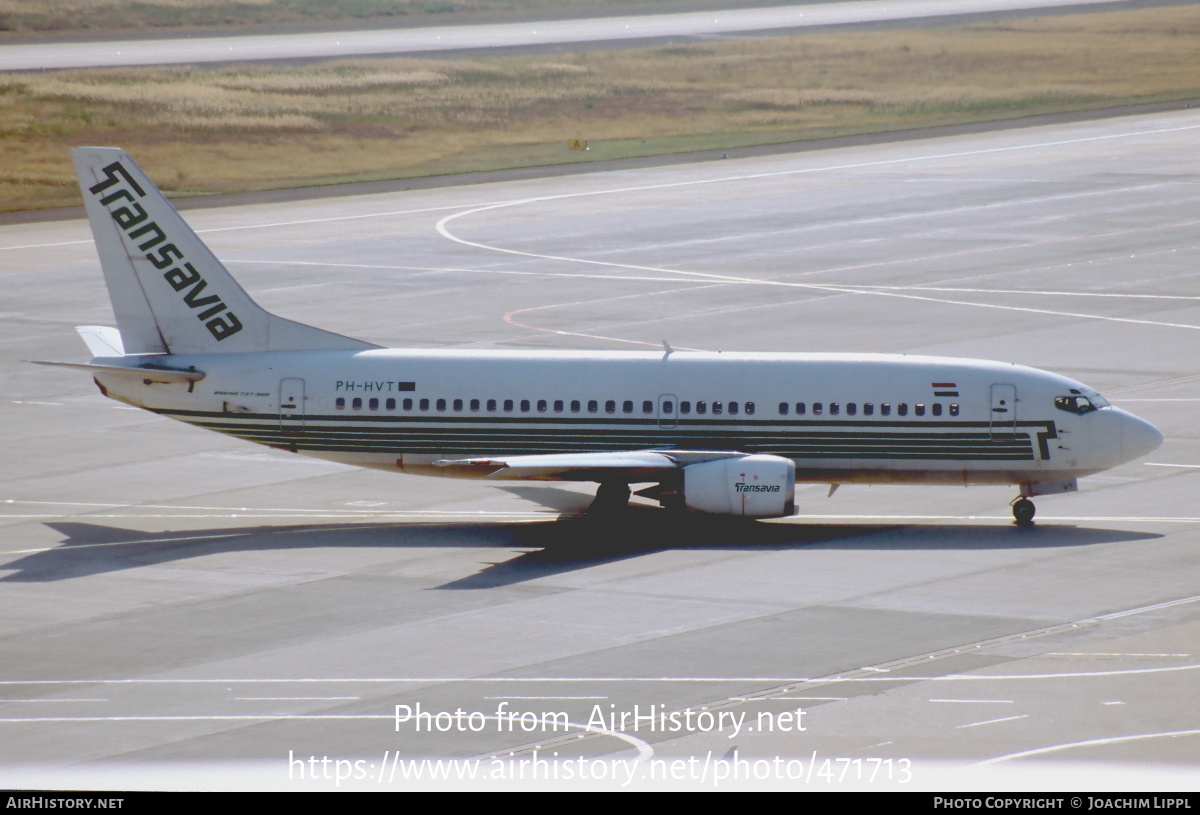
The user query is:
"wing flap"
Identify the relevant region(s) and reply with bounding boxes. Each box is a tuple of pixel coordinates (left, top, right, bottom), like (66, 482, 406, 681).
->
(432, 449, 749, 481)
(435, 450, 679, 481)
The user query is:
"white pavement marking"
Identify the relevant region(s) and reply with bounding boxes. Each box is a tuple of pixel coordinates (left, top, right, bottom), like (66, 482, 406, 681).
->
(957, 714, 1029, 729)
(0, 201, 496, 253)
(931, 699, 1015, 704)
(236, 697, 359, 701)
(435, 121, 1200, 339)
(978, 730, 1200, 765)
(3, 664, 1198, 689)
(237, 259, 689, 286)
(485, 696, 608, 700)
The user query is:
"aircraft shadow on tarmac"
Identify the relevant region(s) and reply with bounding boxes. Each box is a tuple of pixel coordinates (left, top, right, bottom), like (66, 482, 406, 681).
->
(5, 489, 1161, 588)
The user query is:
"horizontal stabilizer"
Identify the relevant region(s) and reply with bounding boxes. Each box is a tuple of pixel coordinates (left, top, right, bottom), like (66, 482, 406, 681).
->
(31, 359, 205, 385)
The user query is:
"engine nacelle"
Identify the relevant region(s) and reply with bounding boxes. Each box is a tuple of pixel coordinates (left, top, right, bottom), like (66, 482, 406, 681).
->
(681, 454, 796, 518)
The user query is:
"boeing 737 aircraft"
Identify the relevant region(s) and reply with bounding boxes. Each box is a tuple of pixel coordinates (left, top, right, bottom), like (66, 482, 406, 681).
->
(40, 147, 1163, 526)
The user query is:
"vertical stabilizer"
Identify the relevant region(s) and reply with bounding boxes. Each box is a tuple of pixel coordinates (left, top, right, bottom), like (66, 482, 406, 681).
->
(72, 147, 378, 355)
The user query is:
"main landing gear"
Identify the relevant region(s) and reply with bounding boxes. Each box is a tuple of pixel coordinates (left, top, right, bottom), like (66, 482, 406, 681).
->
(588, 481, 630, 515)
(1010, 497, 1036, 527)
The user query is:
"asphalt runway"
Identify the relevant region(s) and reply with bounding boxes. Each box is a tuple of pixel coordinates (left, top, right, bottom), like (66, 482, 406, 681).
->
(0, 0, 1124, 71)
(1, 110, 1198, 790)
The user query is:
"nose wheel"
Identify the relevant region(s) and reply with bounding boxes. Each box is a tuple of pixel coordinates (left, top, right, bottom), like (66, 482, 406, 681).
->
(1011, 497, 1036, 527)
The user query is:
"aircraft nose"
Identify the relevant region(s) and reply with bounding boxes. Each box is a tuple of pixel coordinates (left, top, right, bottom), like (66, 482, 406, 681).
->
(1116, 409, 1163, 462)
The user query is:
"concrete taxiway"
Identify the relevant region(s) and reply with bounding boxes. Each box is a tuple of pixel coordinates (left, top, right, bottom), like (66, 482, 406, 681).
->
(1, 109, 1198, 789)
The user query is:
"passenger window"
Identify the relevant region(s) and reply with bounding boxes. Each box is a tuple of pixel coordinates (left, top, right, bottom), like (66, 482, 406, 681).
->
(419, 398, 429, 411)
(605, 400, 616, 414)
(830, 403, 839, 416)
(369, 397, 379, 410)
(950, 403, 959, 416)
(932, 403, 942, 416)
(697, 401, 707, 415)
(386, 398, 396, 410)
(713, 401, 723, 415)
(554, 400, 564, 412)
(436, 398, 447, 411)
(812, 403, 823, 415)
(571, 400, 581, 413)
(729, 402, 739, 415)
(898, 403, 908, 416)
(588, 400, 598, 413)
(681, 401, 691, 414)
(847, 403, 856, 416)
(662, 401, 674, 414)
(623, 400, 633, 414)
(336, 397, 345, 410)
(643, 400, 653, 414)
(537, 399, 548, 412)
(453, 398, 463, 411)
(915, 403, 925, 416)
(504, 399, 514, 412)
(353, 397, 363, 410)
(778, 402, 789, 415)
(881, 403, 891, 416)
(745, 402, 755, 415)
(520, 399, 530, 412)
(469, 399, 480, 411)
(796, 403, 806, 415)
(864, 403, 873, 416)
(487, 399, 497, 411)
(403, 398, 413, 411)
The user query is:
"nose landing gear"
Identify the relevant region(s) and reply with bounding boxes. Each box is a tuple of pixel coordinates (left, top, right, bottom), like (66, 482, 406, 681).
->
(1010, 479, 1075, 527)
(1011, 497, 1036, 527)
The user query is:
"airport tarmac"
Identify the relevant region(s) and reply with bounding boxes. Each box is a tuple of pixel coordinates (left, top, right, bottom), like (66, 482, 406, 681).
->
(1, 109, 1198, 790)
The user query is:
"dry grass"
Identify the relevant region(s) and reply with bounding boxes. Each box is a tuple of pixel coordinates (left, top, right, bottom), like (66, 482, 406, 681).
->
(3, 5, 1200, 210)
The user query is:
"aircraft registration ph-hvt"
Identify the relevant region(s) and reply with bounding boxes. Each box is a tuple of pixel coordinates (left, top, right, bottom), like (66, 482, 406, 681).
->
(41, 147, 1163, 526)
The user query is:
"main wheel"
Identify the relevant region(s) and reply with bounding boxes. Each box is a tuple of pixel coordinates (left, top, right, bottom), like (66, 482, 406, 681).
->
(1012, 498, 1036, 527)
(588, 482, 630, 515)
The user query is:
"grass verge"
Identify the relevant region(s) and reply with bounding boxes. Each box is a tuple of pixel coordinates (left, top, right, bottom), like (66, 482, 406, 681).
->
(2, 5, 1199, 211)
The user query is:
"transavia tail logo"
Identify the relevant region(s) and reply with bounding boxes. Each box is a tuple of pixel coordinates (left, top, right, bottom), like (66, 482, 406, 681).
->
(89, 161, 243, 341)
(735, 482, 780, 493)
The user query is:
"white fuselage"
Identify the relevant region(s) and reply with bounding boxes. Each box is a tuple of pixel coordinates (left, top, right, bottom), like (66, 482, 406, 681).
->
(93, 348, 1161, 489)
(61, 147, 1164, 521)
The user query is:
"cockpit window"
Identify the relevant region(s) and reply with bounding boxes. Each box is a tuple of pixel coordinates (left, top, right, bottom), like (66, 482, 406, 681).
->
(1055, 395, 1104, 415)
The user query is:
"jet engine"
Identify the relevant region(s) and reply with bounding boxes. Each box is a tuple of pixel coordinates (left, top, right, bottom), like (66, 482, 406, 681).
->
(680, 454, 796, 518)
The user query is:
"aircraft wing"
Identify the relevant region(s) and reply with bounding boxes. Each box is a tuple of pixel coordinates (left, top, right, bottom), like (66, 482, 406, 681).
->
(433, 450, 743, 481)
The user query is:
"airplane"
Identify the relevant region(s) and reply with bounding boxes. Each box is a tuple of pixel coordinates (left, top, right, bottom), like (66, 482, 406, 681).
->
(38, 147, 1164, 527)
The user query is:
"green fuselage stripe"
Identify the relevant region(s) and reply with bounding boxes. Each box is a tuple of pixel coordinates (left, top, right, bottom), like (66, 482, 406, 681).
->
(156, 409, 1052, 461)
